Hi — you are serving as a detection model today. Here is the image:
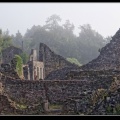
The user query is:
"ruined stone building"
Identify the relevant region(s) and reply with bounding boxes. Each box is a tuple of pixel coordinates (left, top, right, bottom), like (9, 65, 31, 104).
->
(1, 45, 44, 80)
(1, 46, 23, 64)
(39, 43, 79, 79)
(23, 49, 44, 80)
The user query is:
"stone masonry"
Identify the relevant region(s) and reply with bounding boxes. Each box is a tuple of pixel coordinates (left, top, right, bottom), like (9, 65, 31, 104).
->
(2, 46, 23, 64)
(39, 43, 78, 78)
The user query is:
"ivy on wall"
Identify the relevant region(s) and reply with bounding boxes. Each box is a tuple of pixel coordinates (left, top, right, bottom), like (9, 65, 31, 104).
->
(14, 55, 23, 78)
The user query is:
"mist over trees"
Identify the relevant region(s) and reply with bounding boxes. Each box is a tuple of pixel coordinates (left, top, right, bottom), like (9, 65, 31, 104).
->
(0, 29, 13, 62)
(0, 14, 112, 65)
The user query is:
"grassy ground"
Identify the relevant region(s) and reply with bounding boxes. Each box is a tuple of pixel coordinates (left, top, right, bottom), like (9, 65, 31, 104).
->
(16, 103, 27, 110)
(49, 104, 62, 110)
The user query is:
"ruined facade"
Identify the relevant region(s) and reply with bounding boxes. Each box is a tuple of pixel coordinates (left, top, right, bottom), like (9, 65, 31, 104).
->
(39, 43, 78, 78)
(2, 46, 23, 64)
(23, 49, 44, 80)
(1, 45, 44, 81)
(1, 43, 78, 80)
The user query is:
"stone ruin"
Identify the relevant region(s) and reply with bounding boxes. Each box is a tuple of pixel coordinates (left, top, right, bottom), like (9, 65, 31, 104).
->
(39, 43, 79, 78)
(0, 42, 79, 80)
(24, 49, 44, 80)
(0, 70, 115, 115)
(45, 28, 120, 80)
(40, 28, 120, 115)
(81, 28, 120, 71)
(1, 46, 23, 64)
(1, 28, 120, 115)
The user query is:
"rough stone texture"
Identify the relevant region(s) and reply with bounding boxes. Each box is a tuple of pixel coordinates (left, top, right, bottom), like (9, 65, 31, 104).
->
(0, 94, 19, 115)
(2, 29, 120, 114)
(45, 28, 120, 80)
(1, 70, 120, 115)
(65, 69, 120, 80)
(2, 46, 23, 64)
(0, 93, 46, 115)
(0, 63, 20, 79)
(23, 65, 29, 80)
(0, 72, 113, 105)
(80, 28, 120, 71)
(39, 43, 79, 78)
(61, 79, 120, 115)
(45, 66, 78, 80)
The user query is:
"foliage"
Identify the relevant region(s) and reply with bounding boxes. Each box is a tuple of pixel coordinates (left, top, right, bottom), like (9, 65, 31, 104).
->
(12, 30, 23, 48)
(16, 103, 27, 110)
(14, 55, 23, 77)
(77, 24, 106, 64)
(44, 14, 61, 30)
(0, 29, 13, 62)
(0, 29, 12, 60)
(49, 104, 62, 110)
(66, 58, 82, 66)
(10, 14, 109, 64)
(113, 104, 120, 115)
(19, 52, 29, 64)
(106, 104, 120, 115)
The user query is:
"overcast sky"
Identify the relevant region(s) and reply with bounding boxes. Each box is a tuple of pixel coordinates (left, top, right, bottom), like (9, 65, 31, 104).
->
(0, 3, 120, 38)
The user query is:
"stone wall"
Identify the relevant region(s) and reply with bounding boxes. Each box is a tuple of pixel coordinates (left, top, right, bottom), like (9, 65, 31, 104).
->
(2, 79, 46, 105)
(0, 74, 113, 105)
(80, 28, 120, 71)
(61, 82, 120, 115)
(0, 94, 19, 115)
(0, 93, 46, 115)
(65, 70, 120, 80)
(45, 28, 120, 80)
(39, 43, 78, 78)
(2, 46, 23, 64)
(1, 72, 120, 115)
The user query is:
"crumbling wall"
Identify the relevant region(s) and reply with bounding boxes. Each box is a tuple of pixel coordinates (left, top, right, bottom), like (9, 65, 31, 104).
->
(39, 43, 78, 78)
(45, 28, 120, 80)
(0, 94, 19, 115)
(80, 28, 120, 71)
(0, 71, 118, 115)
(2, 79, 46, 105)
(1, 77, 113, 105)
(2, 46, 23, 64)
(65, 70, 120, 80)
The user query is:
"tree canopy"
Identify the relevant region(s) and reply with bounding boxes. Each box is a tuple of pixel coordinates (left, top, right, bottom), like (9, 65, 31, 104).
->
(2, 14, 110, 65)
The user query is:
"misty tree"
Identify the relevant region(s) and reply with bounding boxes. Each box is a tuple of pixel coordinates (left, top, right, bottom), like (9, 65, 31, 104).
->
(1, 29, 12, 50)
(19, 52, 29, 64)
(0, 29, 2, 35)
(77, 24, 105, 64)
(0, 29, 13, 62)
(12, 30, 23, 48)
(18, 15, 107, 65)
(44, 14, 62, 31)
(104, 36, 112, 44)
(63, 20, 74, 32)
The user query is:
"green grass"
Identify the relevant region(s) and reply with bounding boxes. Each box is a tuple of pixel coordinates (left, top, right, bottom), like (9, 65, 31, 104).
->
(49, 104, 62, 110)
(16, 104, 27, 109)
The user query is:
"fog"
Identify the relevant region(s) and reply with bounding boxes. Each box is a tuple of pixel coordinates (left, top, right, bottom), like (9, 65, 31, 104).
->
(0, 3, 120, 37)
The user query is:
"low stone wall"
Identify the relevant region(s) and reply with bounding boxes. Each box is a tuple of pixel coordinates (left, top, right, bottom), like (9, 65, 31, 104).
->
(0, 75, 113, 105)
(2, 79, 46, 105)
(65, 70, 120, 80)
